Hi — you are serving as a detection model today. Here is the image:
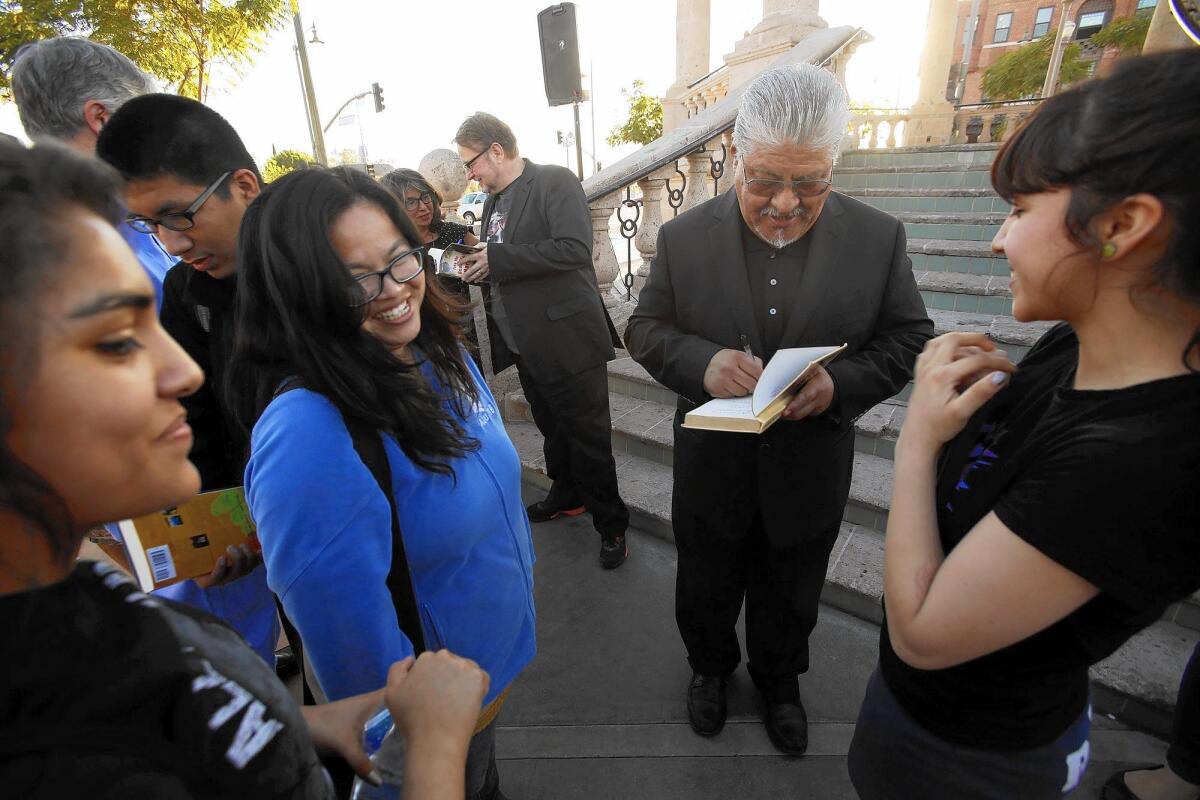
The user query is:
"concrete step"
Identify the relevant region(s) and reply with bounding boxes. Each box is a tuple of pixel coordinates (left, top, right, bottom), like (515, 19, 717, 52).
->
(506, 415, 1198, 737)
(842, 188, 1010, 216)
(896, 211, 1006, 243)
(840, 143, 1000, 169)
(908, 236, 1010, 278)
(918, 271, 1014, 316)
(834, 163, 992, 191)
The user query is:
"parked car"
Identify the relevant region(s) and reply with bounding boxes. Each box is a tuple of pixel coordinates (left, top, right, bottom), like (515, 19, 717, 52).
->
(458, 191, 487, 223)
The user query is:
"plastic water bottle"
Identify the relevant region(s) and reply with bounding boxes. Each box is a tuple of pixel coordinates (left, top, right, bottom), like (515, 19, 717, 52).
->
(349, 708, 408, 799)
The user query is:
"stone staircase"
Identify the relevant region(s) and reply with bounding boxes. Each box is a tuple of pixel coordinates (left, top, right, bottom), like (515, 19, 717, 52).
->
(502, 142, 1199, 737)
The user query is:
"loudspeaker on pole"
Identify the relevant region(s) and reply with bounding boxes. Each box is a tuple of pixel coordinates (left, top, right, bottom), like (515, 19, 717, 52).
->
(537, 3, 583, 107)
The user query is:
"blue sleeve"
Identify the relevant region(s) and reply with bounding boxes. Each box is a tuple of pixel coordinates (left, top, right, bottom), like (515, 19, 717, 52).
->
(245, 391, 413, 701)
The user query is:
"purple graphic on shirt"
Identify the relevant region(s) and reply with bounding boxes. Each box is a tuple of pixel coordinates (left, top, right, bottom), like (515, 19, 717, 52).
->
(946, 423, 999, 513)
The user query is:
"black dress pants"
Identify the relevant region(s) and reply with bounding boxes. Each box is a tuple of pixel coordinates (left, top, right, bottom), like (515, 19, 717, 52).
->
(674, 503, 841, 704)
(1169, 641, 1200, 783)
(516, 359, 629, 539)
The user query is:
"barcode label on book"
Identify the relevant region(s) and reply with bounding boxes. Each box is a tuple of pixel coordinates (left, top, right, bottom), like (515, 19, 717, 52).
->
(147, 545, 177, 583)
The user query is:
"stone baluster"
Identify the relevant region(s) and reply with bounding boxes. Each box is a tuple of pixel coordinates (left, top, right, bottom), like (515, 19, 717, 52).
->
(866, 119, 879, 149)
(681, 146, 715, 213)
(702, 87, 718, 110)
(589, 191, 623, 307)
(884, 118, 898, 149)
(634, 164, 677, 277)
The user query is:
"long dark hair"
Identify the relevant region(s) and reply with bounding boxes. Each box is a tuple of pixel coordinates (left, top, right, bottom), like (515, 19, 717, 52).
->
(0, 141, 125, 558)
(992, 49, 1200, 366)
(225, 166, 478, 476)
(380, 167, 444, 230)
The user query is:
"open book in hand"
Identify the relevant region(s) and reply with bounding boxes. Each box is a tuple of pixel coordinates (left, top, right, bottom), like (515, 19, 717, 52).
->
(118, 487, 261, 592)
(428, 243, 483, 280)
(682, 344, 848, 434)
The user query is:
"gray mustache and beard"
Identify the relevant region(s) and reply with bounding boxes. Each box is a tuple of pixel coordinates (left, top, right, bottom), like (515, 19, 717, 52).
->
(756, 205, 809, 249)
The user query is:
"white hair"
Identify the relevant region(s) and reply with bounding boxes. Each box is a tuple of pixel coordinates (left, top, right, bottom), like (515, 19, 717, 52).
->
(732, 63, 850, 164)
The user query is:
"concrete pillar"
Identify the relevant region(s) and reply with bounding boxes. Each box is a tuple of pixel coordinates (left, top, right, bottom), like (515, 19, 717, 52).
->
(906, 0, 958, 146)
(589, 192, 623, 306)
(663, 0, 712, 132)
(1143, 0, 1197, 53)
(725, 0, 828, 90)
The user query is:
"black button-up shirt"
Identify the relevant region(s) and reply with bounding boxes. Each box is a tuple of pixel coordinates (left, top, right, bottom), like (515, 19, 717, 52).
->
(739, 216, 811, 361)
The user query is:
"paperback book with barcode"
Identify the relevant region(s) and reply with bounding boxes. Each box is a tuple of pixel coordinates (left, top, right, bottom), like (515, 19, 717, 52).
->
(117, 488, 261, 592)
(682, 344, 848, 434)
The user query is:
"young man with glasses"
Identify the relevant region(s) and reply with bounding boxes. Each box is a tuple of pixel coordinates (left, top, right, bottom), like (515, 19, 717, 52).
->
(98, 94, 263, 492)
(626, 64, 933, 754)
(452, 112, 630, 570)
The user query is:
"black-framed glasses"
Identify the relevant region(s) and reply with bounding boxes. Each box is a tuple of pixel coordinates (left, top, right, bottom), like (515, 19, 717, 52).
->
(403, 192, 436, 211)
(462, 145, 494, 171)
(350, 246, 426, 307)
(125, 171, 232, 234)
(738, 161, 832, 199)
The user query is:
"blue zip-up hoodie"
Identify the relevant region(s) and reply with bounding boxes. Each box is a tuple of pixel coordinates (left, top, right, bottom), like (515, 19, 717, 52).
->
(244, 355, 536, 704)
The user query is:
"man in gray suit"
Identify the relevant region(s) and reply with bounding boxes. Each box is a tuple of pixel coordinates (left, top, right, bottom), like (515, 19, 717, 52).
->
(625, 64, 933, 754)
(454, 113, 630, 569)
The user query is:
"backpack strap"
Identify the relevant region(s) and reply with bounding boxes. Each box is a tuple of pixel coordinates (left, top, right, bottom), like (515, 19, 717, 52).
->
(341, 414, 427, 655)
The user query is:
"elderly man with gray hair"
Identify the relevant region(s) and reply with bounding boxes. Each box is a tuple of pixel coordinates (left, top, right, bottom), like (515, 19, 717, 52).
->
(625, 63, 933, 754)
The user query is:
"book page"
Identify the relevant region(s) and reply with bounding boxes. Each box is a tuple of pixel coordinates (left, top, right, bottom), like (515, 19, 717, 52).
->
(752, 345, 842, 415)
(688, 395, 756, 419)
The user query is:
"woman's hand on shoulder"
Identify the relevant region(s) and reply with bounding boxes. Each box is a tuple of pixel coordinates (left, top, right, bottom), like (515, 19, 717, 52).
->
(901, 333, 1017, 452)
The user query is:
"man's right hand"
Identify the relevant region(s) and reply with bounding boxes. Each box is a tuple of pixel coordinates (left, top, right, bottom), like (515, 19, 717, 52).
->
(703, 349, 764, 398)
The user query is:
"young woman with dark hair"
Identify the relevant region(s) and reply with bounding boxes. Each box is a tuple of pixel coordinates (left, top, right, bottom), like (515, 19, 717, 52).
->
(380, 168, 483, 365)
(226, 166, 536, 800)
(0, 141, 490, 800)
(848, 49, 1200, 799)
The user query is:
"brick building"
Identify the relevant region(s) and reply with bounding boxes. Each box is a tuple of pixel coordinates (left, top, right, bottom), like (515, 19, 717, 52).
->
(948, 0, 1156, 104)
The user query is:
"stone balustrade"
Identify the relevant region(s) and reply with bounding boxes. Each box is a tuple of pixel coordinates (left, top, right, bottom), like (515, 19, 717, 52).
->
(843, 99, 1043, 151)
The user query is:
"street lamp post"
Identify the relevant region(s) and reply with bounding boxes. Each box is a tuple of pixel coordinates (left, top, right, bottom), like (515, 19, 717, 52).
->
(1041, 0, 1077, 99)
(292, 5, 327, 165)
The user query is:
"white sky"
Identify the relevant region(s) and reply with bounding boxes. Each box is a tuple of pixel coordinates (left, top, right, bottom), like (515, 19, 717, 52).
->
(0, 0, 931, 179)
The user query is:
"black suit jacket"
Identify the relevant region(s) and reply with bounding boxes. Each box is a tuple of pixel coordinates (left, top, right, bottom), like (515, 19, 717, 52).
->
(480, 160, 621, 381)
(625, 190, 934, 546)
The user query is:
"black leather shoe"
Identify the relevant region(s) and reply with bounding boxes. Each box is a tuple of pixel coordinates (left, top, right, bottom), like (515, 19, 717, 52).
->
(525, 499, 586, 523)
(764, 701, 808, 755)
(599, 535, 628, 569)
(1100, 765, 1165, 800)
(687, 673, 727, 736)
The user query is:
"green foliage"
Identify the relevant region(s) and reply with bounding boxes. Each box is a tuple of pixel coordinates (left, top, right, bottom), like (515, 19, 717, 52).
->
(981, 34, 1090, 100)
(1089, 15, 1151, 54)
(263, 148, 313, 182)
(0, 0, 289, 101)
(606, 80, 663, 147)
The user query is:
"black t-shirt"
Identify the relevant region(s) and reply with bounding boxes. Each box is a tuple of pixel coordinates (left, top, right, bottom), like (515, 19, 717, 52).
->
(880, 323, 1200, 750)
(0, 561, 333, 799)
(429, 219, 472, 251)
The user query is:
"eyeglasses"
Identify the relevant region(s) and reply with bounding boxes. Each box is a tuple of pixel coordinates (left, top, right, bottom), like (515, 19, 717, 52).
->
(403, 192, 436, 211)
(126, 171, 232, 234)
(738, 161, 832, 199)
(462, 145, 494, 171)
(350, 246, 426, 307)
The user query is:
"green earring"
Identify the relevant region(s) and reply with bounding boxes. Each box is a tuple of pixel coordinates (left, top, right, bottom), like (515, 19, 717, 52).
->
(1101, 242, 1117, 259)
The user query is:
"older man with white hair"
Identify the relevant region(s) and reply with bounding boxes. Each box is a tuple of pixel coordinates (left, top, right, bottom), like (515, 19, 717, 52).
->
(626, 63, 933, 754)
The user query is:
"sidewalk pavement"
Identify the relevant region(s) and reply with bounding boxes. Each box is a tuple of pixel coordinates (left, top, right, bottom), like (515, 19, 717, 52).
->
(496, 487, 1170, 799)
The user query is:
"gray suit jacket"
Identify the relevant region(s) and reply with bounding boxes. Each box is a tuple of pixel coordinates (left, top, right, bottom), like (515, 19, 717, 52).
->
(625, 189, 934, 545)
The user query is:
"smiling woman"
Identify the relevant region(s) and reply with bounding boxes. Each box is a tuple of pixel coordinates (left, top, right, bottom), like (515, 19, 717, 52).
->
(225, 166, 537, 799)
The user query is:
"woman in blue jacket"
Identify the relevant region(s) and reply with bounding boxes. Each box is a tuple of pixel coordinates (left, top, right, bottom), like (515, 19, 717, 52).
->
(226, 167, 536, 800)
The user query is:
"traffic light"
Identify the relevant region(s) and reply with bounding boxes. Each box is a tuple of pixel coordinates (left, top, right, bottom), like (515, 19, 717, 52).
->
(372, 82, 385, 113)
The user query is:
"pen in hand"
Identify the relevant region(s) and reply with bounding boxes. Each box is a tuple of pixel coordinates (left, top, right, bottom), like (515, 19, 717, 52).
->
(739, 334, 754, 358)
